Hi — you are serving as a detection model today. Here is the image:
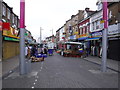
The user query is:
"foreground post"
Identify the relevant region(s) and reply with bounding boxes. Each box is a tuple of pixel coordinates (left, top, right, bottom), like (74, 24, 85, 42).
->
(102, 0, 108, 72)
(20, 0, 26, 75)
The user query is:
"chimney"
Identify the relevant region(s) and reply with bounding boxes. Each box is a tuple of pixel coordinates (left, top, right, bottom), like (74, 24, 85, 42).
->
(85, 8, 90, 11)
(71, 15, 75, 19)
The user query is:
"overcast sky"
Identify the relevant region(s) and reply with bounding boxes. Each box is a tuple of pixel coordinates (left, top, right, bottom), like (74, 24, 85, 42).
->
(3, 0, 97, 42)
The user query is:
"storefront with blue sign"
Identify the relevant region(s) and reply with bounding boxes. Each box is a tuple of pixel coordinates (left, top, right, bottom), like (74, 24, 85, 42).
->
(69, 35, 76, 41)
(86, 31, 102, 57)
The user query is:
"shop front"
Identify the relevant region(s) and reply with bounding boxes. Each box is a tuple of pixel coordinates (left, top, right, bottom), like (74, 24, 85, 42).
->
(108, 23, 120, 61)
(2, 26, 20, 60)
(85, 31, 102, 57)
(3, 36, 20, 60)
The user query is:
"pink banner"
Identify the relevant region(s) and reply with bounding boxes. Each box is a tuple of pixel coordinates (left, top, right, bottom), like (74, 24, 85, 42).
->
(103, 0, 108, 28)
(0, 21, 2, 31)
(20, 0, 25, 2)
(20, 1, 25, 28)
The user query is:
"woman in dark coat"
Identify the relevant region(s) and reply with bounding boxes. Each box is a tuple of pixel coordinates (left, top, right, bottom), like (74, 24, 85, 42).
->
(31, 45, 37, 57)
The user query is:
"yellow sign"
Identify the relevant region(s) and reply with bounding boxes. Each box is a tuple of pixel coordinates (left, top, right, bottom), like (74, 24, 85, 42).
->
(79, 34, 88, 38)
(74, 32, 78, 34)
(100, 20, 104, 24)
(3, 27, 19, 39)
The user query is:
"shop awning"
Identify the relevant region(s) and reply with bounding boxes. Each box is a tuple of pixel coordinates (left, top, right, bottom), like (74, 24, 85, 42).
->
(78, 37, 88, 40)
(85, 37, 101, 41)
(65, 42, 82, 45)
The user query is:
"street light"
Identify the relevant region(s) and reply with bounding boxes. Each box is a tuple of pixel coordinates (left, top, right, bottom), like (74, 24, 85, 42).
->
(101, 0, 108, 72)
(50, 29, 53, 36)
(40, 27, 43, 44)
(20, 0, 26, 75)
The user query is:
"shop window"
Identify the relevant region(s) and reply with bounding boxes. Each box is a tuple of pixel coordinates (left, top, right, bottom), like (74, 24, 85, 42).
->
(3, 4, 6, 16)
(7, 9, 11, 20)
(12, 14, 14, 23)
(15, 17, 18, 26)
(83, 27, 85, 34)
(80, 28, 83, 35)
(96, 20, 100, 29)
(92, 22, 94, 30)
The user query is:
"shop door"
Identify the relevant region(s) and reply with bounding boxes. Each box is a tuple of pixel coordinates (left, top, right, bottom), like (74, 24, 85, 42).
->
(108, 39, 120, 61)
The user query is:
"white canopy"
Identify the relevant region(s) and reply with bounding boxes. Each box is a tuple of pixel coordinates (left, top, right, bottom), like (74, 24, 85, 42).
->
(65, 42, 83, 45)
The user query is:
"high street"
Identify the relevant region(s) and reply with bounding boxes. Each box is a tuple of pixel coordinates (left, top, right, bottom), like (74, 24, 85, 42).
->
(3, 53, 118, 88)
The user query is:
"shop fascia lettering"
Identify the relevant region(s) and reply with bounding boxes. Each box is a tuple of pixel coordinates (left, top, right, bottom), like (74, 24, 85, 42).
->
(108, 23, 120, 35)
(92, 31, 102, 37)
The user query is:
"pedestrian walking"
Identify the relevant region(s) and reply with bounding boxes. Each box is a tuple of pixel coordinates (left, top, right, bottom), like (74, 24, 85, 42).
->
(61, 46, 64, 56)
(31, 45, 37, 57)
(25, 44, 28, 58)
(40, 47, 45, 61)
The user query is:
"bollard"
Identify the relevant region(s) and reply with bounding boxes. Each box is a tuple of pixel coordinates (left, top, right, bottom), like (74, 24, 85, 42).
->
(25, 59, 31, 74)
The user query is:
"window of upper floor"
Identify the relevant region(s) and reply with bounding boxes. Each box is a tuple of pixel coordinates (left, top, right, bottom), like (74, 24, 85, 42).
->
(7, 9, 11, 20)
(15, 16, 18, 26)
(12, 14, 14, 23)
(3, 4, 6, 16)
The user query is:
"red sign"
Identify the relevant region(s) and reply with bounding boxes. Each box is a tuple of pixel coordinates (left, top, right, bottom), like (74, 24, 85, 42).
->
(0, 21, 2, 31)
(3, 22, 10, 30)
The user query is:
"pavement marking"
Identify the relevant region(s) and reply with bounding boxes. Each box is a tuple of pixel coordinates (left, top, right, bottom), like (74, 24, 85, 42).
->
(31, 86, 34, 88)
(33, 83, 36, 85)
(35, 79, 37, 82)
(41, 67, 43, 69)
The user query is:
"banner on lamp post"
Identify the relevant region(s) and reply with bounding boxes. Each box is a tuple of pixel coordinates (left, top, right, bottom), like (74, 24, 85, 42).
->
(0, 21, 2, 31)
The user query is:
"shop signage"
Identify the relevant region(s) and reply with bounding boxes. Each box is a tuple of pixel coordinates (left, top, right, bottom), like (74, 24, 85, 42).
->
(100, 20, 104, 24)
(79, 34, 88, 38)
(109, 37, 120, 40)
(0, 21, 2, 31)
(74, 32, 78, 34)
(3, 22, 10, 30)
(91, 31, 102, 37)
(70, 35, 76, 40)
(108, 23, 120, 35)
(4, 37, 19, 41)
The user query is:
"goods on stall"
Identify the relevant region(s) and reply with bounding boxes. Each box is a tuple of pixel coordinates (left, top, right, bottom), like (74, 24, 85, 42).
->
(56, 50, 61, 53)
(63, 50, 72, 57)
(31, 56, 44, 62)
(63, 42, 85, 57)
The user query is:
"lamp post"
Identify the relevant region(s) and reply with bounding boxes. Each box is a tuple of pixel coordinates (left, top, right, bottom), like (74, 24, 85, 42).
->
(50, 29, 53, 36)
(102, 0, 108, 72)
(20, 0, 26, 75)
(40, 27, 43, 44)
(0, 1, 3, 89)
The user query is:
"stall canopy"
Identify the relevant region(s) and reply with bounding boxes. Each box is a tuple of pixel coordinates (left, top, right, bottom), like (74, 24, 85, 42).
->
(85, 37, 101, 41)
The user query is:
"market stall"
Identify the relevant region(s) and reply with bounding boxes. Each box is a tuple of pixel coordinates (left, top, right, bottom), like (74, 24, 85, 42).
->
(63, 42, 85, 57)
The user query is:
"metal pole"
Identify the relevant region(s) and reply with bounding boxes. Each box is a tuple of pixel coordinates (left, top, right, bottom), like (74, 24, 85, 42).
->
(0, 0, 3, 89)
(40, 27, 41, 44)
(52, 29, 53, 36)
(102, 0, 108, 72)
(51, 29, 53, 36)
(0, 0, 2, 62)
(20, 0, 26, 75)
